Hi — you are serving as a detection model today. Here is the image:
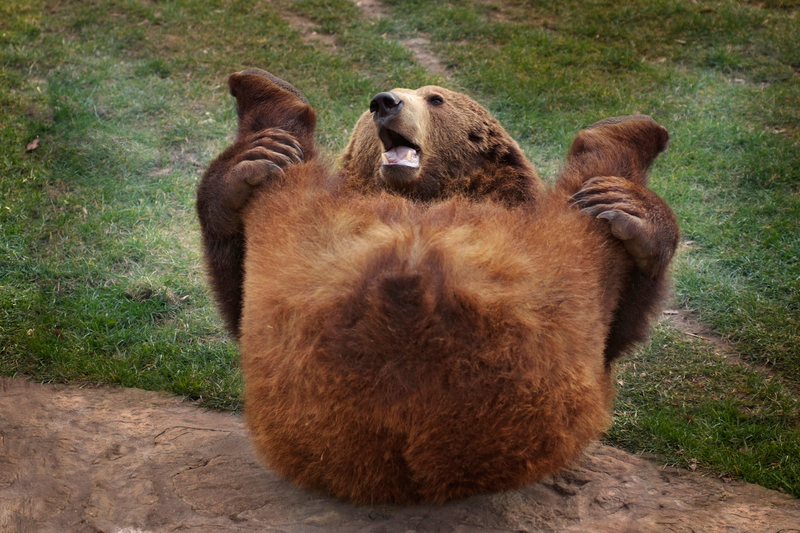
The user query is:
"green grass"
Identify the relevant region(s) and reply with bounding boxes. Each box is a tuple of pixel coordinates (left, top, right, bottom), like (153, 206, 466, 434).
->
(609, 324, 800, 495)
(1, 0, 798, 496)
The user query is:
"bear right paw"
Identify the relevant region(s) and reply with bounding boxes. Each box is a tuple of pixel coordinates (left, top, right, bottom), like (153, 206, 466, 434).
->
(222, 127, 304, 211)
(571, 175, 679, 278)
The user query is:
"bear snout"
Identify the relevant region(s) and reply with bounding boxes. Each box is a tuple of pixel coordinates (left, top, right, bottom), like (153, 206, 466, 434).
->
(370, 92, 404, 123)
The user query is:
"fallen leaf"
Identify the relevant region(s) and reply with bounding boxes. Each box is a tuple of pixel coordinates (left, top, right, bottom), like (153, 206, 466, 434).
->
(26, 137, 40, 152)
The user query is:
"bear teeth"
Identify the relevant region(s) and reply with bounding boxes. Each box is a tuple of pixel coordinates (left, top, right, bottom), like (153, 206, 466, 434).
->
(382, 146, 420, 168)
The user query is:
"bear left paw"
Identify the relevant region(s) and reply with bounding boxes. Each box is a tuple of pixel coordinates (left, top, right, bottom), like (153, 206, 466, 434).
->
(222, 127, 304, 211)
(571, 176, 679, 278)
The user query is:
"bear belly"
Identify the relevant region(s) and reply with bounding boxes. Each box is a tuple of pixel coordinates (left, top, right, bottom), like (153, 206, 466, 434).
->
(239, 187, 617, 504)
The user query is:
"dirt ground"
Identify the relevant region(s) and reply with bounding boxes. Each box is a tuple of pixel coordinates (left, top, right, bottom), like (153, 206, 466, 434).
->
(2, 377, 798, 533)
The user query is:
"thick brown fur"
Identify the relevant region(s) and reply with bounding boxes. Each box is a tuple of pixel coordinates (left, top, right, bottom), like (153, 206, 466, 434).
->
(197, 69, 679, 504)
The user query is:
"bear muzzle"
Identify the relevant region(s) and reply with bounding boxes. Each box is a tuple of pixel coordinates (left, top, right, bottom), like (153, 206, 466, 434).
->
(370, 91, 403, 121)
(370, 91, 421, 170)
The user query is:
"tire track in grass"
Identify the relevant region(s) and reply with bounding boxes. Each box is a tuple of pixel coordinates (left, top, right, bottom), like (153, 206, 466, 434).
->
(663, 244, 788, 388)
(661, 306, 799, 397)
(352, 0, 450, 77)
(279, 0, 450, 77)
(281, 11, 339, 53)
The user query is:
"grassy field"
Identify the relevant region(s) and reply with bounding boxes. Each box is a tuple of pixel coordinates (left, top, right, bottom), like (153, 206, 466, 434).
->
(2, 0, 798, 496)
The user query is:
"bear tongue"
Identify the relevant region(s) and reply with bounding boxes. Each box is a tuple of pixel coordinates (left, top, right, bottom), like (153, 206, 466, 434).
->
(381, 146, 420, 168)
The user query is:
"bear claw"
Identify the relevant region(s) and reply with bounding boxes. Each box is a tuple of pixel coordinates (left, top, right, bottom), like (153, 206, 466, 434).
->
(221, 127, 305, 211)
(572, 176, 678, 277)
(245, 128, 304, 162)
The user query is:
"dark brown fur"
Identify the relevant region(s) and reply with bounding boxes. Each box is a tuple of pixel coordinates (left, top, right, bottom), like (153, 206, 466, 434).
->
(197, 68, 316, 335)
(197, 70, 679, 503)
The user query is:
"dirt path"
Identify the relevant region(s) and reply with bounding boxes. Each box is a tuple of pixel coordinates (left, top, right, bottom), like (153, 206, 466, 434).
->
(282, 0, 450, 77)
(2, 377, 799, 533)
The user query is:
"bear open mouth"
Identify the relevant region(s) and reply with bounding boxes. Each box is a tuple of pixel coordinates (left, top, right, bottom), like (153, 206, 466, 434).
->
(378, 127, 421, 169)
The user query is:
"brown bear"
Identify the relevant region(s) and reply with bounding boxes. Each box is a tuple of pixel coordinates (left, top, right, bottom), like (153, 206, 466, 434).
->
(197, 68, 679, 504)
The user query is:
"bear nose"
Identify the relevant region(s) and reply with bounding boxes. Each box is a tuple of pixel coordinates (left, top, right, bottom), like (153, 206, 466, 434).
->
(370, 92, 403, 122)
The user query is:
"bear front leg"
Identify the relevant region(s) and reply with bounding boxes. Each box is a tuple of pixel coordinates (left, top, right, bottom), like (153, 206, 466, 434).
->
(571, 176, 679, 364)
(197, 127, 303, 338)
(202, 128, 304, 231)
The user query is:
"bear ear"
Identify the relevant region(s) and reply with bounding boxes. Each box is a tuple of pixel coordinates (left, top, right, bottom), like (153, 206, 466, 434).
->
(227, 68, 317, 157)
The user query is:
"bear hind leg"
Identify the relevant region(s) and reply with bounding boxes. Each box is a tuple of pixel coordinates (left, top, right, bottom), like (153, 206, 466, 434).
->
(197, 69, 318, 338)
(556, 114, 670, 195)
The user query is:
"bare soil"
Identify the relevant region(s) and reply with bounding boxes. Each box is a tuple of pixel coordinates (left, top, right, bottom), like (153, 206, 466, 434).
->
(2, 377, 799, 533)
(282, 11, 339, 52)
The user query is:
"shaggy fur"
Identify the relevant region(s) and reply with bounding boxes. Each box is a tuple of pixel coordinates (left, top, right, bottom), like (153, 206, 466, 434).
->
(197, 69, 679, 504)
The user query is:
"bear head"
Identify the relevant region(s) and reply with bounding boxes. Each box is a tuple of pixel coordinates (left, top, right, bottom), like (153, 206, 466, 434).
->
(341, 86, 543, 205)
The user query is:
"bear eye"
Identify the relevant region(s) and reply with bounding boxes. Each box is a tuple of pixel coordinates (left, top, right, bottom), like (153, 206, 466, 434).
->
(427, 94, 445, 106)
